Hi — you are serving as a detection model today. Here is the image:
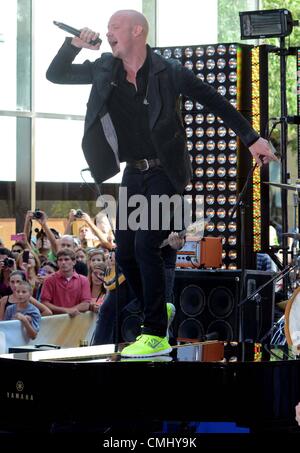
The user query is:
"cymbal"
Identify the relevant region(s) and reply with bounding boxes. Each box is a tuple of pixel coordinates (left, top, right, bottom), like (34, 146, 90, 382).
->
(264, 181, 297, 191)
(282, 232, 300, 240)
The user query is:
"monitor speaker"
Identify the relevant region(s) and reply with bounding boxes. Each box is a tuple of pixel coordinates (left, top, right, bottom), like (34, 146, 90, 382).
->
(173, 270, 274, 342)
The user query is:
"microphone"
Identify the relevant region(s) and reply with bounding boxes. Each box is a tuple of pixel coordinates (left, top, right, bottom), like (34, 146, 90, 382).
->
(53, 21, 102, 45)
(81, 168, 90, 172)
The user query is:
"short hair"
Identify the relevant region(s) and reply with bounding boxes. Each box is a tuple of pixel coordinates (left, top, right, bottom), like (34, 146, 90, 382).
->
(60, 235, 75, 244)
(57, 249, 76, 261)
(18, 280, 33, 294)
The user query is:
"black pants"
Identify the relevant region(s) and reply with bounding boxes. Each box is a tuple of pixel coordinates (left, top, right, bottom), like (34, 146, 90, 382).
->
(92, 247, 177, 346)
(115, 166, 178, 337)
(92, 282, 134, 345)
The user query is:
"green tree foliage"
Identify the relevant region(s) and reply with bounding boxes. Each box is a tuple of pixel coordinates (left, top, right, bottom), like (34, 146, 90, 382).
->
(218, 0, 300, 156)
(261, 0, 300, 157)
(218, 0, 260, 44)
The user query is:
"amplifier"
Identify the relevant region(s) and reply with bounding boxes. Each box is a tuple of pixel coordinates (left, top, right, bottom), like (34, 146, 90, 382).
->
(176, 237, 222, 269)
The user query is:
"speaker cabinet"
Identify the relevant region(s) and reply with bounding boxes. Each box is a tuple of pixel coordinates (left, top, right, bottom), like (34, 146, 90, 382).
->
(120, 298, 143, 343)
(173, 269, 274, 342)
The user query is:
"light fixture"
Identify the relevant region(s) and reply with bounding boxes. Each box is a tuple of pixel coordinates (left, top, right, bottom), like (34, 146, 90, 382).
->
(239, 9, 295, 39)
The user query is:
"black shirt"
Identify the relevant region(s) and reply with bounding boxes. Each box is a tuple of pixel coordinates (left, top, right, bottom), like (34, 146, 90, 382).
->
(107, 49, 157, 162)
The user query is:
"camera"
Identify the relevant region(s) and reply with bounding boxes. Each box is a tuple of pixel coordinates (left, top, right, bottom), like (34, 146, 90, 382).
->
(38, 268, 47, 277)
(74, 209, 83, 218)
(3, 257, 14, 268)
(32, 209, 43, 220)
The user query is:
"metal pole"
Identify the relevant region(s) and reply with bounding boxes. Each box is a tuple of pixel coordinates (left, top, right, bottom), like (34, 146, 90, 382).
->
(279, 36, 289, 299)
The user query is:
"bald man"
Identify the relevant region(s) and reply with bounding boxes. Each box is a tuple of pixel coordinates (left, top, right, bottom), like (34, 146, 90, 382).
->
(47, 9, 277, 358)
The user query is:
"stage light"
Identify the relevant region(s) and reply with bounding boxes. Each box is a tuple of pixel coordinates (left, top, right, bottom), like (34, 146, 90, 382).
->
(217, 73, 226, 83)
(163, 48, 172, 58)
(155, 41, 269, 269)
(239, 9, 295, 39)
(217, 154, 226, 164)
(185, 60, 193, 70)
(174, 48, 182, 58)
(195, 141, 204, 151)
(195, 47, 204, 57)
(217, 58, 226, 69)
(185, 100, 193, 110)
(195, 182, 203, 191)
(217, 45, 226, 55)
(195, 114, 204, 124)
(185, 47, 193, 58)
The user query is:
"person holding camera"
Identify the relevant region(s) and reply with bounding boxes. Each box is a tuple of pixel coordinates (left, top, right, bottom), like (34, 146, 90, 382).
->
(23, 210, 59, 259)
(0, 247, 16, 297)
(64, 209, 114, 250)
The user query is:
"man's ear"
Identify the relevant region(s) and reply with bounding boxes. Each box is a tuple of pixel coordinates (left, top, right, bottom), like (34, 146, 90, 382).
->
(133, 24, 143, 37)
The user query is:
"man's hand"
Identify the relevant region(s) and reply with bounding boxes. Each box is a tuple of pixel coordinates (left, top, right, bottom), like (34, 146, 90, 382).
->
(168, 232, 185, 251)
(71, 27, 101, 50)
(249, 137, 279, 166)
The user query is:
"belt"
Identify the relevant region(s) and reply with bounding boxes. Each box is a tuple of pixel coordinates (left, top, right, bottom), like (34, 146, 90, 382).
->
(126, 158, 161, 172)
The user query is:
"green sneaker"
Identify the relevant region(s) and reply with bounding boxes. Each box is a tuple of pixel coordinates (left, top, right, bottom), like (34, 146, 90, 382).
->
(121, 334, 172, 358)
(140, 303, 176, 338)
(166, 303, 176, 339)
(120, 355, 173, 363)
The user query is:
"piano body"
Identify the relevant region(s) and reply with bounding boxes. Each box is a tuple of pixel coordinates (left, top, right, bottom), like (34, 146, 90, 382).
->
(0, 342, 299, 434)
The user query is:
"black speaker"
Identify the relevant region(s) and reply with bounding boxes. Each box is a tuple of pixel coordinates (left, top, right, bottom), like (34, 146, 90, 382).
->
(241, 270, 275, 342)
(120, 298, 143, 343)
(173, 269, 274, 342)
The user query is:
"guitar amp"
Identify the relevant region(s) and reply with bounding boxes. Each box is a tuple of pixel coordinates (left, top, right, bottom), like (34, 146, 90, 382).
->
(176, 237, 222, 269)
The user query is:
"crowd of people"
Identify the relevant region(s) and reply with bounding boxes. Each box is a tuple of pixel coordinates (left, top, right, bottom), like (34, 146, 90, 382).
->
(0, 208, 116, 338)
(0, 207, 182, 344)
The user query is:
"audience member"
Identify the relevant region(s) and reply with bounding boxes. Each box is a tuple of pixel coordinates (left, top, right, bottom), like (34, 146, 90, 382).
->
(58, 235, 76, 251)
(35, 260, 58, 300)
(24, 210, 58, 258)
(65, 209, 114, 250)
(0, 270, 52, 319)
(0, 247, 16, 297)
(16, 249, 41, 297)
(40, 249, 91, 316)
(87, 248, 105, 272)
(89, 261, 106, 312)
(4, 280, 41, 340)
(75, 247, 87, 264)
(11, 241, 27, 260)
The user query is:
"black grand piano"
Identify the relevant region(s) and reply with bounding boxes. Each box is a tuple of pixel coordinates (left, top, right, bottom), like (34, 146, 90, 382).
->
(0, 341, 300, 442)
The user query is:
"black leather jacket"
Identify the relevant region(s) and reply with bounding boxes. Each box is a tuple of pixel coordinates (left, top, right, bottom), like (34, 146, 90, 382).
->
(46, 40, 260, 193)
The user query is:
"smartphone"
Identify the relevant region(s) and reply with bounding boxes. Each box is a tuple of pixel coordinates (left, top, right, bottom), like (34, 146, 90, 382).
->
(11, 233, 26, 242)
(23, 250, 30, 264)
